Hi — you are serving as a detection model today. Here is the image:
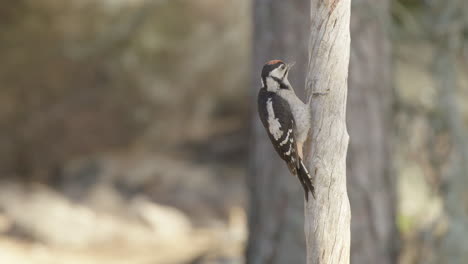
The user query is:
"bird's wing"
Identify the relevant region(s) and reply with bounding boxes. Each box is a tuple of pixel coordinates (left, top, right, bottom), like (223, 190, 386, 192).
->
(257, 89, 300, 169)
(258, 89, 315, 200)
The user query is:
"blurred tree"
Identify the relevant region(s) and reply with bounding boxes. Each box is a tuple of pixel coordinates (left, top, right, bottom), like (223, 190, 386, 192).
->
(0, 1, 150, 180)
(347, 0, 398, 263)
(247, 1, 310, 263)
(0, 0, 249, 184)
(391, 0, 468, 262)
(428, 0, 468, 263)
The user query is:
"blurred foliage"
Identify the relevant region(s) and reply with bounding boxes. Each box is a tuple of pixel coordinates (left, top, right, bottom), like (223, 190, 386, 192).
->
(391, 0, 468, 263)
(0, 1, 148, 179)
(0, 0, 249, 181)
(0, 1, 249, 262)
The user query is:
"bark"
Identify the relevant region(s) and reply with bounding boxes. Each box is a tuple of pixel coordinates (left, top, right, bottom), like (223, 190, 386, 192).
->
(247, 1, 310, 263)
(347, 1, 398, 263)
(304, 0, 351, 263)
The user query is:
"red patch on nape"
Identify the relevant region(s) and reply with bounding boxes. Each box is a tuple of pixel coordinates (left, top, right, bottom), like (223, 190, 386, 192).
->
(266, 59, 283, 65)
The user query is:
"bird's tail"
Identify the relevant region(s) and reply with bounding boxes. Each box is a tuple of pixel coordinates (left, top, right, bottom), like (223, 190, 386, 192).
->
(296, 160, 315, 201)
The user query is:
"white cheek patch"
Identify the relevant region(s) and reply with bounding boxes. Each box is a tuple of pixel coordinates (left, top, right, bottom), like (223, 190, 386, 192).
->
(266, 77, 279, 91)
(266, 98, 283, 140)
(266, 67, 290, 92)
(270, 67, 283, 79)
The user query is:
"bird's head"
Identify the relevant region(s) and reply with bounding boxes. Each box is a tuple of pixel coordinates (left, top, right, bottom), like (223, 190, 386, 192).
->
(261, 60, 294, 91)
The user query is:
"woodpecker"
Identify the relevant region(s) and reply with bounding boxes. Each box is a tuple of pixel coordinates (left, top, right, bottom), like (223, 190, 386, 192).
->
(257, 59, 315, 200)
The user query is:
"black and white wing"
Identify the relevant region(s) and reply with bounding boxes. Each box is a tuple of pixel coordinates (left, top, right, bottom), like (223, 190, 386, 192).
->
(257, 89, 298, 168)
(257, 88, 315, 200)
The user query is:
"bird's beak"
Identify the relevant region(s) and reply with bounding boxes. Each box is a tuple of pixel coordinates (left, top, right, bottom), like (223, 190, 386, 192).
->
(287, 62, 296, 70)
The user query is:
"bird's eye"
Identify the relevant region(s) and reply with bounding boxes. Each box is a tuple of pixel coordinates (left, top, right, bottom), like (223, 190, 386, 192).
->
(280, 65, 285, 70)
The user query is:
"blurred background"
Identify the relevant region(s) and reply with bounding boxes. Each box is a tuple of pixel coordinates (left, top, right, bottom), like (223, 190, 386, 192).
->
(0, 0, 467, 263)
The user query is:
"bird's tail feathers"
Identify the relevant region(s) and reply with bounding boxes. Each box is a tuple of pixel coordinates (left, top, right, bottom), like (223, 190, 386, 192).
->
(297, 160, 315, 201)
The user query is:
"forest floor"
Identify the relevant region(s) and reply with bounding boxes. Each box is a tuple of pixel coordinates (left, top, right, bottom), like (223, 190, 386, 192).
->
(0, 153, 247, 264)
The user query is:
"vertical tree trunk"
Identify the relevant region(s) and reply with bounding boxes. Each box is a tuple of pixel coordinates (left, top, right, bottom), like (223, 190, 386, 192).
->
(247, 1, 309, 264)
(304, 0, 351, 263)
(347, 1, 398, 263)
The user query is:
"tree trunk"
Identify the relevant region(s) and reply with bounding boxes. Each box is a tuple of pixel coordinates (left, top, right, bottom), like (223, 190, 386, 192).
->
(304, 0, 351, 263)
(247, 1, 310, 264)
(347, 1, 398, 263)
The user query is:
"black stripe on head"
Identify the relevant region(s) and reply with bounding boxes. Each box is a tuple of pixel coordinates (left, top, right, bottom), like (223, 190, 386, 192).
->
(261, 60, 285, 84)
(272, 76, 289, 89)
(270, 64, 290, 89)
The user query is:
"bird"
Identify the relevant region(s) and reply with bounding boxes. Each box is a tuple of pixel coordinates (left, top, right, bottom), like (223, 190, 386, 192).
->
(257, 59, 315, 201)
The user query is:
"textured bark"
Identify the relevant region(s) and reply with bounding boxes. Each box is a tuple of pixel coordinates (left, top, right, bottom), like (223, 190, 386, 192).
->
(347, 1, 398, 263)
(304, 0, 351, 263)
(247, 1, 310, 263)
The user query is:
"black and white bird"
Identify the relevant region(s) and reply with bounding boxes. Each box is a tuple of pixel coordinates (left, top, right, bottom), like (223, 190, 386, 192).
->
(257, 59, 315, 200)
